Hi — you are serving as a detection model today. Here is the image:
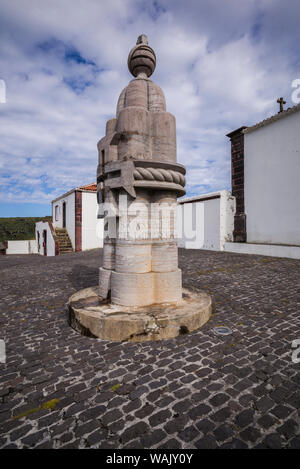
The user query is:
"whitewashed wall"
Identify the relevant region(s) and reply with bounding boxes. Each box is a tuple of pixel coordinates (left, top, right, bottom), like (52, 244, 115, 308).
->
(35, 221, 55, 256)
(224, 241, 300, 260)
(177, 190, 235, 250)
(244, 111, 300, 246)
(52, 191, 75, 249)
(82, 192, 104, 250)
(6, 240, 38, 255)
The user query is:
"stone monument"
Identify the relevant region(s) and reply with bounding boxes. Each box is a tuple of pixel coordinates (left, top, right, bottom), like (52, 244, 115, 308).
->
(68, 35, 211, 342)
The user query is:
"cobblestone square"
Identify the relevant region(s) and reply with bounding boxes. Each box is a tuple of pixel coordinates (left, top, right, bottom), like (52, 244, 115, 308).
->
(0, 249, 299, 449)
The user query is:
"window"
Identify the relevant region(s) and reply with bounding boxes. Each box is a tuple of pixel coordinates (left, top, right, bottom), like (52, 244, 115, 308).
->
(55, 205, 59, 221)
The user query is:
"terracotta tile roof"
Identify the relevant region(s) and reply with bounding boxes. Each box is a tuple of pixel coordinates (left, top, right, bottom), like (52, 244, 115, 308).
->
(52, 182, 97, 203)
(243, 102, 300, 134)
(77, 182, 97, 192)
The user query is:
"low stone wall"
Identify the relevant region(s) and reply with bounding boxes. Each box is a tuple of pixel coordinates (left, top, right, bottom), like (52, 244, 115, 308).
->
(6, 240, 38, 255)
(224, 241, 300, 260)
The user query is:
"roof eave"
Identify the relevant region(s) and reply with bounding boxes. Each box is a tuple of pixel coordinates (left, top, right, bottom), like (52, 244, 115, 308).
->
(244, 103, 300, 134)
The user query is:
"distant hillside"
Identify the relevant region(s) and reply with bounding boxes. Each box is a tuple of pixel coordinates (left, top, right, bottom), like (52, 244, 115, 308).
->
(0, 217, 51, 243)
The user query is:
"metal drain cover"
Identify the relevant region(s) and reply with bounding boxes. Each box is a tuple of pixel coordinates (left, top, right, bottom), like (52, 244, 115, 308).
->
(213, 326, 233, 336)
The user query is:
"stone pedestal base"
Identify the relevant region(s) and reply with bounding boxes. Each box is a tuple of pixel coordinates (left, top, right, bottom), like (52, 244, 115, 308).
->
(68, 287, 212, 342)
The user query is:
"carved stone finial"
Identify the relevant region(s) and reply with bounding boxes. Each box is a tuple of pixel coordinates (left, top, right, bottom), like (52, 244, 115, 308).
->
(136, 34, 148, 45)
(128, 34, 156, 78)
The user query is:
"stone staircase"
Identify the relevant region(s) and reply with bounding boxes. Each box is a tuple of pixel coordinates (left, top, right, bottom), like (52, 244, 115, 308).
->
(55, 228, 73, 254)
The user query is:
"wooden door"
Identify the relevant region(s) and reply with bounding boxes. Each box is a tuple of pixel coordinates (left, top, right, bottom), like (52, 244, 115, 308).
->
(63, 202, 66, 228)
(43, 230, 47, 256)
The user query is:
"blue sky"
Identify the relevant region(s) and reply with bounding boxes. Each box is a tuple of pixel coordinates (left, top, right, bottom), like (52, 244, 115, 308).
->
(0, 0, 299, 217)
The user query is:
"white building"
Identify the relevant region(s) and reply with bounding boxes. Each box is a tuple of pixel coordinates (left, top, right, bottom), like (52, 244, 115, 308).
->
(173, 101, 300, 260)
(177, 190, 235, 251)
(36, 183, 103, 256)
(225, 102, 300, 259)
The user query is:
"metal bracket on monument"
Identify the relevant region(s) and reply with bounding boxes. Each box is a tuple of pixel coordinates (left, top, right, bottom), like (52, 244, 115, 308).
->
(97, 160, 136, 198)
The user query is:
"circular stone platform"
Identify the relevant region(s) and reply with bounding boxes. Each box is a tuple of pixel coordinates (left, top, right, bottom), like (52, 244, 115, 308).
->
(68, 287, 212, 342)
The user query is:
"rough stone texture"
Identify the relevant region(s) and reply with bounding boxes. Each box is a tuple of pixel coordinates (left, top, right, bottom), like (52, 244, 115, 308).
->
(0, 248, 299, 449)
(227, 127, 247, 243)
(74, 191, 82, 252)
(68, 286, 211, 341)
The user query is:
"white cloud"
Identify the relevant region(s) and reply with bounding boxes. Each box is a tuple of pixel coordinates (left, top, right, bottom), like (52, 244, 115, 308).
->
(0, 0, 299, 210)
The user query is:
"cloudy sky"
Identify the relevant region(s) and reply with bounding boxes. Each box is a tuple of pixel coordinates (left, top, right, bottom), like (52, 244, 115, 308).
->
(0, 0, 299, 217)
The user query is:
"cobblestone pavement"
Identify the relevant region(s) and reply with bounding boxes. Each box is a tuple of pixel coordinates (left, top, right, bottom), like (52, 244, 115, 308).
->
(0, 248, 299, 449)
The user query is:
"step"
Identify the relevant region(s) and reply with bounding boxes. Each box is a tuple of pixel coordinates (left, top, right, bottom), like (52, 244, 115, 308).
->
(55, 227, 73, 255)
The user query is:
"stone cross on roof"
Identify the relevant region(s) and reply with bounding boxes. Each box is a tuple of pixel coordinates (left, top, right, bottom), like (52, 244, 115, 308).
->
(277, 97, 286, 113)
